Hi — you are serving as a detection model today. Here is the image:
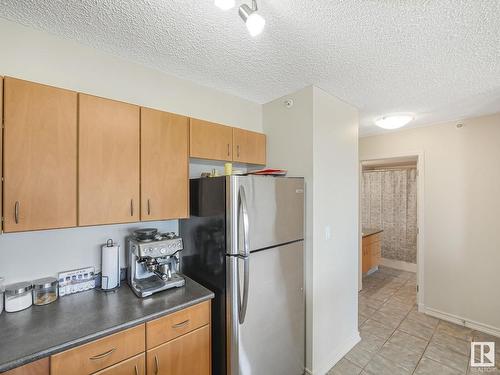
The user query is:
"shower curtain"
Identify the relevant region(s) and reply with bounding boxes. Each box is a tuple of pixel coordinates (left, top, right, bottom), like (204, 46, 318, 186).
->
(361, 168, 417, 264)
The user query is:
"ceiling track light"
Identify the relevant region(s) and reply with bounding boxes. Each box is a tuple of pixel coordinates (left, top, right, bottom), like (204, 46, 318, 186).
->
(214, 0, 266, 37)
(239, 0, 266, 37)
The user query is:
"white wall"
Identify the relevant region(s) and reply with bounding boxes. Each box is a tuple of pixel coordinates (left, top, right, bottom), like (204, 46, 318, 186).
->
(360, 113, 500, 334)
(0, 19, 262, 131)
(311, 87, 359, 373)
(263, 86, 359, 374)
(0, 221, 176, 284)
(0, 19, 262, 285)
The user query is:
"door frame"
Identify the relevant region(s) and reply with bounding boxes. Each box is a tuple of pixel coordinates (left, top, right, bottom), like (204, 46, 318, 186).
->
(358, 151, 425, 309)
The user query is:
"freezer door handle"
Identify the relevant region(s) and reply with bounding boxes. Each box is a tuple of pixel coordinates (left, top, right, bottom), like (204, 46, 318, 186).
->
(238, 256, 250, 324)
(238, 185, 250, 324)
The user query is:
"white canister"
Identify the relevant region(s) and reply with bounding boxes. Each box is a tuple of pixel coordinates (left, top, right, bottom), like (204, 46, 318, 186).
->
(101, 239, 120, 290)
(4, 281, 33, 312)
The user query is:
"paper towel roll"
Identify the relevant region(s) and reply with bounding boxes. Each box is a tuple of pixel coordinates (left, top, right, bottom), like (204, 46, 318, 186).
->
(101, 239, 120, 290)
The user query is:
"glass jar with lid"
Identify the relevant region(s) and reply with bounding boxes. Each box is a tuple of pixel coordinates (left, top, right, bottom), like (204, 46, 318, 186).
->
(33, 277, 59, 306)
(4, 281, 33, 312)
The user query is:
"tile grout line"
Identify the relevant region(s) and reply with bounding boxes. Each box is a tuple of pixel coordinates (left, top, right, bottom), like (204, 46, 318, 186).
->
(359, 273, 418, 374)
(409, 314, 441, 375)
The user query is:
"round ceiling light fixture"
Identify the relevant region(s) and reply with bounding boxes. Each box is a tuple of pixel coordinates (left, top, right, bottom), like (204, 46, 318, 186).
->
(374, 114, 415, 130)
(214, 0, 235, 10)
(239, 0, 266, 37)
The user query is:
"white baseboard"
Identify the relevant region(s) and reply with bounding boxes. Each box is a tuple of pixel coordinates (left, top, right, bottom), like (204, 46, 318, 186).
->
(380, 257, 417, 273)
(420, 305, 500, 338)
(304, 331, 361, 375)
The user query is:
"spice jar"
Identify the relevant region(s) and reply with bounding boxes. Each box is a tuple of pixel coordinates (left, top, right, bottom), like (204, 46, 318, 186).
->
(4, 282, 33, 312)
(33, 277, 58, 306)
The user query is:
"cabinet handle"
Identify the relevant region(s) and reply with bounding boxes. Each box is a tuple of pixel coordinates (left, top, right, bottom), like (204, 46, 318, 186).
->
(130, 199, 134, 217)
(154, 355, 159, 375)
(90, 347, 116, 360)
(227, 143, 230, 156)
(14, 201, 20, 224)
(237, 145, 240, 158)
(134, 364, 139, 375)
(172, 319, 190, 329)
(147, 199, 151, 216)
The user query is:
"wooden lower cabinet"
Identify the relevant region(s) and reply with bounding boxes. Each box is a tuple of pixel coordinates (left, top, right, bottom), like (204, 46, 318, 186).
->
(43, 302, 210, 375)
(146, 325, 210, 375)
(2, 358, 49, 375)
(362, 233, 382, 273)
(146, 301, 210, 349)
(50, 325, 145, 375)
(93, 353, 145, 375)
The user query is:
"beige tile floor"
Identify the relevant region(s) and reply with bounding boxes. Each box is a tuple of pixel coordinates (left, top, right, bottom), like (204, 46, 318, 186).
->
(328, 266, 500, 375)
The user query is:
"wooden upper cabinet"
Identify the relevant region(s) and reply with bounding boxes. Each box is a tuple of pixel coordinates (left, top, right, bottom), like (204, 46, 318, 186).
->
(190, 118, 233, 161)
(78, 94, 140, 226)
(141, 108, 189, 221)
(233, 128, 266, 165)
(3, 77, 77, 232)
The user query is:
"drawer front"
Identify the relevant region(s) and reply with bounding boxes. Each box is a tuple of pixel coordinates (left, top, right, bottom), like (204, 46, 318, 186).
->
(146, 301, 210, 349)
(51, 324, 145, 375)
(146, 325, 210, 375)
(93, 353, 145, 375)
(2, 358, 49, 375)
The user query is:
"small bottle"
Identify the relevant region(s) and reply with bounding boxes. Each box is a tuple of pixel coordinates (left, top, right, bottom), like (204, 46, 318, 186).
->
(224, 163, 233, 175)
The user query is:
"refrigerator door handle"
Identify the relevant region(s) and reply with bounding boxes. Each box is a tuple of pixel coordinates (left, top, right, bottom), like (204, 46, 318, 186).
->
(238, 185, 250, 324)
(239, 185, 250, 258)
(238, 256, 250, 324)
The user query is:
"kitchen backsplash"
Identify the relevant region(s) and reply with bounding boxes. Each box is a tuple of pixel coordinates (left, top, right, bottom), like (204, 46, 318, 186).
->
(0, 220, 177, 284)
(0, 160, 251, 285)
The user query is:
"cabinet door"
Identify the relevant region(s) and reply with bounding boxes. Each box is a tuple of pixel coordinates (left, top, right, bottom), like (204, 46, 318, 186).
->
(3, 358, 49, 375)
(362, 240, 371, 273)
(3, 77, 77, 232)
(232, 128, 266, 165)
(147, 325, 210, 375)
(190, 118, 232, 161)
(78, 94, 140, 226)
(371, 240, 381, 268)
(141, 108, 189, 221)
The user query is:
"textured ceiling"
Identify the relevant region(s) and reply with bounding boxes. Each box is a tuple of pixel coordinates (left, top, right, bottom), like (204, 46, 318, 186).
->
(1, 1, 499, 135)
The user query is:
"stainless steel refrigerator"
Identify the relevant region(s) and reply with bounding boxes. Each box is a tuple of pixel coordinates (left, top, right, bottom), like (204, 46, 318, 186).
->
(180, 175, 305, 375)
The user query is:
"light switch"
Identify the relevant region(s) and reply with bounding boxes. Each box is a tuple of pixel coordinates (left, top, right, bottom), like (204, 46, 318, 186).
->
(325, 225, 332, 241)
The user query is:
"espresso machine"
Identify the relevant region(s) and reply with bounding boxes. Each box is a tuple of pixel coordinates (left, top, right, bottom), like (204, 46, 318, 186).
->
(128, 228, 185, 298)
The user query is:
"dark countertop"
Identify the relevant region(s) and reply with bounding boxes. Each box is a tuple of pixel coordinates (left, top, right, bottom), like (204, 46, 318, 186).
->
(362, 228, 384, 238)
(0, 277, 214, 372)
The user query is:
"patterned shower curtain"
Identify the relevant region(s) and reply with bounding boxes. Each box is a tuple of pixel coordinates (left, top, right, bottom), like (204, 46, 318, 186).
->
(361, 168, 418, 264)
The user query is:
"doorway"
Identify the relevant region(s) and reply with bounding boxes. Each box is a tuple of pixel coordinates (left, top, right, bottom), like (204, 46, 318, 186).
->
(358, 154, 423, 309)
